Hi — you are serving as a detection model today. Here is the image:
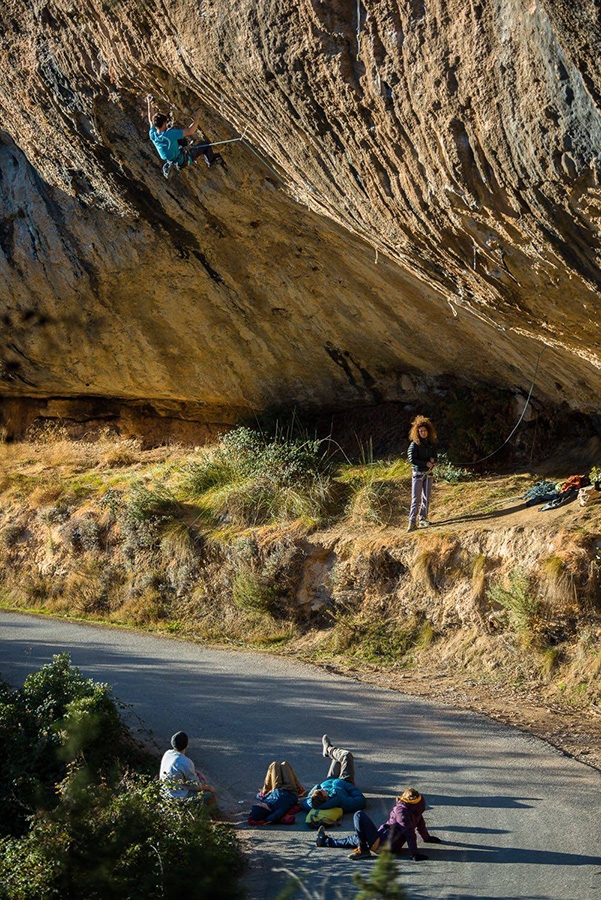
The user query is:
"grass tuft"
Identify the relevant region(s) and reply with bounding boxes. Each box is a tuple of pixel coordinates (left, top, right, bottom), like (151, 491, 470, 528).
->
(180, 427, 336, 527)
(339, 459, 410, 526)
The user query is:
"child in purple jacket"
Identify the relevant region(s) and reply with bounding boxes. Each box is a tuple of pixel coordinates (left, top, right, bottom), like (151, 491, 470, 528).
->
(315, 788, 443, 860)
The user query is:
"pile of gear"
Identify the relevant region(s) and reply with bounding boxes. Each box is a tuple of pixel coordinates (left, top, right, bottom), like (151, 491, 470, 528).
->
(524, 472, 601, 512)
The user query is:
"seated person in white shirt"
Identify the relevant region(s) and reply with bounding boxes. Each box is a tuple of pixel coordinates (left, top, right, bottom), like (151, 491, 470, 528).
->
(159, 731, 217, 803)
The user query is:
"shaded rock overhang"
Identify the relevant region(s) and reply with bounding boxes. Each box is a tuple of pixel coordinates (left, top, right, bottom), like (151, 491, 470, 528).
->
(0, 0, 600, 433)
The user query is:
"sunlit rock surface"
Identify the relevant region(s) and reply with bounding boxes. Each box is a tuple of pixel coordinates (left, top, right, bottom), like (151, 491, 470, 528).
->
(0, 0, 600, 434)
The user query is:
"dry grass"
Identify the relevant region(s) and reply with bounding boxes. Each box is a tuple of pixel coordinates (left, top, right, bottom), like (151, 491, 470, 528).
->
(1, 430, 600, 712)
(563, 629, 601, 703)
(410, 536, 461, 591)
(112, 588, 166, 626)
(339, 460, 410, 526)
(541, 556, 577, 606)
(540, 532, 601, 614)
(411, 546, 437, 590)
(433, 474, 532, 521)
(471, 553, 488, 616)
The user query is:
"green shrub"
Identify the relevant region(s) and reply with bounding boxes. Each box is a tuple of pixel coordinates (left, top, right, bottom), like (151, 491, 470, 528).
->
(0, 774, 241, 900)
(331, 614, 423, 664)
(99, 487, 126, 518)
(487, 569, 541, 637)
(182, 427, 335, 525)
(232, 568, 277, 614)
(353, 847, 407, 899)
(220, 427, 329, 485)
(435, 452, 473, 484)
(0, 657, 241, 899)
(62, 516, 101, 552)
(0, 654, 148, 838)
(125, 485, 180, 523)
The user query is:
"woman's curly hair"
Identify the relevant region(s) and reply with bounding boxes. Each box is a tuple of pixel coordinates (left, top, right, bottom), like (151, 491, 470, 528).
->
(408, 415, 437, 443)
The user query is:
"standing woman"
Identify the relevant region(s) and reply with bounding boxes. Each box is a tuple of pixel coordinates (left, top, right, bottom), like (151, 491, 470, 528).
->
(407, 416, 438, 532)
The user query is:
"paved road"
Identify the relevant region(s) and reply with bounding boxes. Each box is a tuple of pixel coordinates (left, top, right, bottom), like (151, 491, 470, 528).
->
(1, 611, 599, 900)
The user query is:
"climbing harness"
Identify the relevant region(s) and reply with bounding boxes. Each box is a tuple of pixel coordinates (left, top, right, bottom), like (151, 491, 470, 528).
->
(159, 130, 246, 179)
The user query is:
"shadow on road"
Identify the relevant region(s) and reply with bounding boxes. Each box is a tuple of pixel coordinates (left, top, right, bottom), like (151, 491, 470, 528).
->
(427, 839, 601, 866)
(428, 793, 540, 809)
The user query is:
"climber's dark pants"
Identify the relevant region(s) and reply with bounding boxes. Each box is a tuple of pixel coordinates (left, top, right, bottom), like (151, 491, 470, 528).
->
(178, 139, 217, 166)
(189, 142, 218, 165)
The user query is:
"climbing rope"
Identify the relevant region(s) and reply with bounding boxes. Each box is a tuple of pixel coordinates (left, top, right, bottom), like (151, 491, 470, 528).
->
(203, 129, 247, 149)
(346, 346, 546, 469)
(356, 0, 362, 60)
(450, 347, 546, 468)
(237, 136, 285, 181)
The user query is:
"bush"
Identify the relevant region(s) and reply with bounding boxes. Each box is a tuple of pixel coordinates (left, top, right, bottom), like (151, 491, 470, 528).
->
(125, 484, 180, 523)
(232, 568, 277, 614)
(435, 452, 473, 483)
(0, 775, 241, 900)
(0, 657, 241, 899)
(331, 614, 424, 664)
(0, 524, 23, 549)
(0, 654, 147, 838)
(589, 465, 601, 483)
(219, 427, 329, 486)
(353, 847, 407, 899)
(119, 485, 182, 559)
(487, 569, 541, 638)
(62, 516, 100, 552)
(37, 503, 70, 524)
(182, 427, 335, 525)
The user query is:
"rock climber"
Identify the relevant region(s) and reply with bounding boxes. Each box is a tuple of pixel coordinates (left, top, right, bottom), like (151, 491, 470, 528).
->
(302, 735, 366, 814)
(248, 760, 305, 825)
(146, 95, 224, 178)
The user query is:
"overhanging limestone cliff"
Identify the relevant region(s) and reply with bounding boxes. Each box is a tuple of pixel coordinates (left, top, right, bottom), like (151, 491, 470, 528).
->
(0, 0, 600, 433)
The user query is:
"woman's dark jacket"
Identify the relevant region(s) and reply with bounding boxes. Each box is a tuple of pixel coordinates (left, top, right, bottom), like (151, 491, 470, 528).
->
(408, 439, 437, 473)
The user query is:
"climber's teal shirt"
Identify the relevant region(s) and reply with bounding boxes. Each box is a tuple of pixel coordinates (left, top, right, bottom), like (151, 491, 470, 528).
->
(149, 126, 184, 161)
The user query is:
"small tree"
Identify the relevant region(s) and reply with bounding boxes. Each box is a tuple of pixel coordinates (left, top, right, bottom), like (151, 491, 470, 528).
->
(352, 849, 407, 900)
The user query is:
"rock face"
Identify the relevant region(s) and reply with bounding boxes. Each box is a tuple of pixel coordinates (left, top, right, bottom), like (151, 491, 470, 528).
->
(0, 0, 600, 435)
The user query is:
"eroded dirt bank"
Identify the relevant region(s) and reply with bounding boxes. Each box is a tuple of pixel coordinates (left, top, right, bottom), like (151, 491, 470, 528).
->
(1, 433, 599, 770)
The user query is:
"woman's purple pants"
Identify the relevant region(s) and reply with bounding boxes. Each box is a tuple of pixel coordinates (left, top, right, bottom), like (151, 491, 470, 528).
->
(409, 471, 432, 525)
